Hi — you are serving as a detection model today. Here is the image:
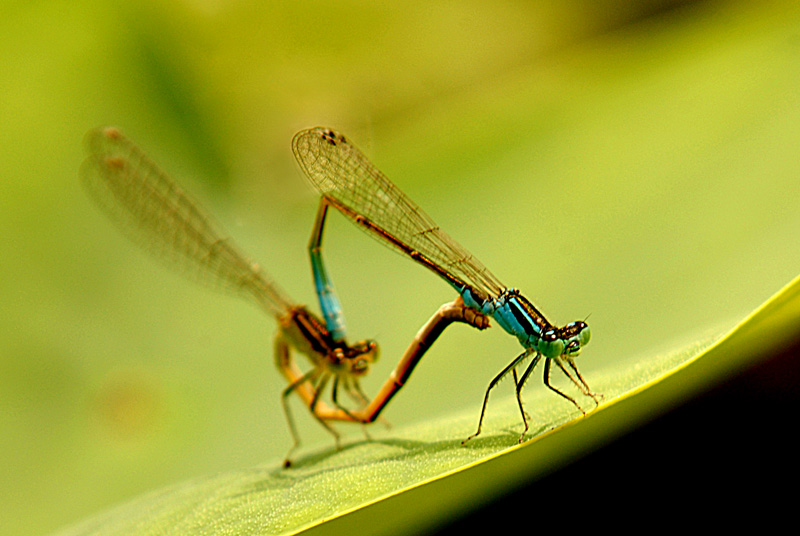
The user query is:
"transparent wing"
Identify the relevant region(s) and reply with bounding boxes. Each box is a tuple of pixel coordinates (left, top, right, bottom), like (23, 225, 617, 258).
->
(292, 127, 504, 298)
(81, 126, 294, 318)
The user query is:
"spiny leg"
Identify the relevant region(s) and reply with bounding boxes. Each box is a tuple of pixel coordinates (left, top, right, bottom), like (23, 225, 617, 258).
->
(462, 349, 532, 445)
(562, 359, 603, 406)
(349, 378, 370, 407)
(275, 333, 355, 422)
(511, 368, 529, 424)
(543, 358, 585, 415)
(514, 353, 542, 443)
(340, 377, 378, 433)
(329, 377, 363, 423)
(336, 375, 367, 408)
(307, 374, 343, 448)
(281, 367, 323, 467)
(330, 377, 373, 440)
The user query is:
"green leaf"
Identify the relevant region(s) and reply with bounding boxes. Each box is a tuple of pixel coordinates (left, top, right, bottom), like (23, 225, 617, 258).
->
(50, 274, 800, 536)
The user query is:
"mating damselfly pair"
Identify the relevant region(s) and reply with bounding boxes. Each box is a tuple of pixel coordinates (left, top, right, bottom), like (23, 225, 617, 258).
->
(81, 126, 600, 465)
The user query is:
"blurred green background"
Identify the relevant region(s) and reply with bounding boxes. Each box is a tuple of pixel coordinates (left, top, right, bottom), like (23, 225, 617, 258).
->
(2, 1, 800, 534)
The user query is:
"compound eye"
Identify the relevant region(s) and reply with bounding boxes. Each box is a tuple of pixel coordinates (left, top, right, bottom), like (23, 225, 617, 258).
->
(578, 325, 591, 347)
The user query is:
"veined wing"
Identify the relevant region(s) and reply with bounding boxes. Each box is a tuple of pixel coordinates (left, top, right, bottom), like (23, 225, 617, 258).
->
(81, 127, 294, 318)
(292, 127, 504, 299)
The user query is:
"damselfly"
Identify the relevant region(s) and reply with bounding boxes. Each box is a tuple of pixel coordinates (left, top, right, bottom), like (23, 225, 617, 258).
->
(293, 127, 601, 443)
(81, 127, 488, 465)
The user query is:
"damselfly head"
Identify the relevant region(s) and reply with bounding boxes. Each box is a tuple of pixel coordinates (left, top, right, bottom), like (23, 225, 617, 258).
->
(563, 320, 591, 356)
(537, 321, 590, 358)
(345, 339, 380, 375)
